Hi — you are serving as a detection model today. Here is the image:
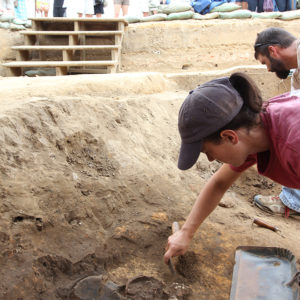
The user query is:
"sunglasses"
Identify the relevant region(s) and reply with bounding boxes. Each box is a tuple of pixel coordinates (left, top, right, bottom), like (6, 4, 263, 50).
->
(254, 41, 279, 50)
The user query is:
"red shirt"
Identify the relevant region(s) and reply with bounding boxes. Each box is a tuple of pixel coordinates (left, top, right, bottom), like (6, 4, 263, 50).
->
(230, 91, 300, 189)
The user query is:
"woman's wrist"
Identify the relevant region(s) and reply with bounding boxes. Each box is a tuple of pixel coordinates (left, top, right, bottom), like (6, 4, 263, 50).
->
(181, 226, 196, 239)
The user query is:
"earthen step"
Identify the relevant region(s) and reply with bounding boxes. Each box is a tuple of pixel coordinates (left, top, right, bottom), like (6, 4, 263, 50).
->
(20, 30, 123, 36)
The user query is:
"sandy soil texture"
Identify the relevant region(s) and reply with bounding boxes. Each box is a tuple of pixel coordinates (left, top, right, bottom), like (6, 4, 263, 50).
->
(0, 19, 299, 300)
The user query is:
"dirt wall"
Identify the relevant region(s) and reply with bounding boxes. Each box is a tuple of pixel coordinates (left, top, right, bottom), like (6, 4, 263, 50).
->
(121, 19, 300, 72)
(1, 19, 300, 76)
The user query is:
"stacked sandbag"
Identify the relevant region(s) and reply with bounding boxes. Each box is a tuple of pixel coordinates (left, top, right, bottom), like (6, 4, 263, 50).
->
(140, 13, 167, 22)
(166, 10, 194, 20)
(219, 9, 252, 19)
(158, 3, 192, 14)
(278, 10, 300, 20)
(210, 2, 241, 12)
(124, 2, 300, 23)
(0, 14, 29, 31)
(252, 11, 281, 18)
(124, 15, 140, 23)
(193, 11, 219, 19)
(125, 3, 193, 23)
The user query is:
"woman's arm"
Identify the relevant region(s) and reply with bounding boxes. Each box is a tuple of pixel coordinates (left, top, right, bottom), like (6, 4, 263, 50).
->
(164, 164, 242, 263)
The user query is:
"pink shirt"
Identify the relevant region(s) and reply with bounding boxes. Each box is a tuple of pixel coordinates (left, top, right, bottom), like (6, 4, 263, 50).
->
(230, 92, 300, 189)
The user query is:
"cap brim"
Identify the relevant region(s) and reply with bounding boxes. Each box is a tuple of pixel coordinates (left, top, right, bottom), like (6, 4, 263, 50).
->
(178, 140, 203, 170)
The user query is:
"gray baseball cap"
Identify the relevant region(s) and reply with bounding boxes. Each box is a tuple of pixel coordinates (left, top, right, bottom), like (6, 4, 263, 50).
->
(178, 77, 243, 170)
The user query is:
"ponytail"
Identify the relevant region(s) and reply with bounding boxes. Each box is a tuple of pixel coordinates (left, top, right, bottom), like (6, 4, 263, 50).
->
(229, 72, 262, 113)
(205, 72, 263, 144)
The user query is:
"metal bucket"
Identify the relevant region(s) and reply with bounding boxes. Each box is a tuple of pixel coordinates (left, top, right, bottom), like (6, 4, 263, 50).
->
(230, 246, 299, 300)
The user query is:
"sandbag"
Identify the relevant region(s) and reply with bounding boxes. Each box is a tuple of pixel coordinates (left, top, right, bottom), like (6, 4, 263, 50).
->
(279, 10, 300, 20)
(158, 3, 192, 14)
(25, 20, 32, 28)
(9, 23, 26, 31)
(0, 15, 14, 22)
(124, 15, 140, 23)
(166, 10, 194, 20)
(12, 18, 27, 25)
(219, 9, 252, 19)
(140, 13, 167, 22)
(25, 69, 56, 77)
(252, 11, 281, 18)
(193, 12, 219, 19)
(0, 22, 10, 29)
(211, 2, 241, 12)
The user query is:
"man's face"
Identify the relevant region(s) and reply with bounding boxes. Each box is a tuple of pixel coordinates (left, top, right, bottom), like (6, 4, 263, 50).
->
(257, 54, 290, 79)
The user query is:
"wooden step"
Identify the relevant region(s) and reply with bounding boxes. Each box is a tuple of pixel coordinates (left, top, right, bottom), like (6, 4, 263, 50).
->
(12, 45, 120, 51)
(3, 60, 118, 76)
(20, 30, 123, 36)
(3, 60, 117, 67)
(29, 17, 128, 24)
(30, 17, 127, 31)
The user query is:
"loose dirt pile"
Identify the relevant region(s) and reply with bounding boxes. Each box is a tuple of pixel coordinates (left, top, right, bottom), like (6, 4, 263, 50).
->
(0, 20, 299, 300)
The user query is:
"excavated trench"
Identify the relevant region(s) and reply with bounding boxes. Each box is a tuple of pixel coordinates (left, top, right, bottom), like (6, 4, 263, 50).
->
(0, 20, 299, 300)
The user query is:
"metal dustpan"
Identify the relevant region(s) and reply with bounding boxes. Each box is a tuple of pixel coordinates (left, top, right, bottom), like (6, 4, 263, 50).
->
(230, 246, 299, 300)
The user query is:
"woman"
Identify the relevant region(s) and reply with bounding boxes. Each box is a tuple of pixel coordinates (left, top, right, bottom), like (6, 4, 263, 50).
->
(77, 0, 94, 18)
(164, 72, 300, 264)
(36, 0, 49, 17)
(15, 0, 27, 20)
(94, 0, 104, 18)
(114, 0, 129, 17)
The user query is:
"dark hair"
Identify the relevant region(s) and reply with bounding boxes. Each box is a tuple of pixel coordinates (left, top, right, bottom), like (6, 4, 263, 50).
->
(254, 27, 296, 59)
(204, 72, 262, 144)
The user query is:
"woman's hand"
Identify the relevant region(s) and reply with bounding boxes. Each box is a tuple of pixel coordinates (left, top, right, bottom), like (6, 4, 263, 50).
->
(164, 164, 242, 265)
(164, 229, 193, 264)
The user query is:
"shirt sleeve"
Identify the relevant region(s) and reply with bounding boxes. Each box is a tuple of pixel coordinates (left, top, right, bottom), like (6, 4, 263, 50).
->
(229, 154, 257, 172)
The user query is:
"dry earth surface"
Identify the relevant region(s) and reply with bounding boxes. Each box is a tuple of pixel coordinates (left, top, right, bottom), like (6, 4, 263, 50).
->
(0, 19, 299, 300)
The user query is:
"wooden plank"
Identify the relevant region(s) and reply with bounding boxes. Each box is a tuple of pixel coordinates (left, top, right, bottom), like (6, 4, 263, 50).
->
(3, 60, 117, 68)
(69, 35, 79, 46)
(13, 45, 120, 50)
(20, 30, 123, 36)
(56, 66, 68, 76)
(69, 68, 107, 74)
(24, 35, 36, 45)
(63, 50, 73, 61)
(8, 67, 22, 77)
(29, 17, 128, 25)
(16, 50, 29, 61)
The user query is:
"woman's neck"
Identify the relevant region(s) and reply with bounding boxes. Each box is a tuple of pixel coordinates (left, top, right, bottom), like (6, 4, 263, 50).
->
(238, 124, 270, 155)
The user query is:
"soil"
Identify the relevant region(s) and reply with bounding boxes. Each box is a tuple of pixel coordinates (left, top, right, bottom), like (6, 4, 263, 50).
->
(0, 19, 299, 300)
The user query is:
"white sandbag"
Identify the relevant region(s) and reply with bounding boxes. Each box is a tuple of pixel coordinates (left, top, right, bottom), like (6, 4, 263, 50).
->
(219, 9, 252, 19)
(140, 13, 167, 22)
(0, 22, 10, 29)
(211, 3, 241, 12)
(9, 23, 26, 31)
(166, 10, 194, 20)
(124, 15, 140, 23)
(193, 12, 219, 19)
(279, 10, 300, 20)
(158, 3, 192, 14)
(252, 11, 281, 18)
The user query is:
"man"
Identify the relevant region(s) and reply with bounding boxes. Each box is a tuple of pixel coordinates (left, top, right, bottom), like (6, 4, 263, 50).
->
(53, 0, 66, 17)
(254, 27, 300, 218)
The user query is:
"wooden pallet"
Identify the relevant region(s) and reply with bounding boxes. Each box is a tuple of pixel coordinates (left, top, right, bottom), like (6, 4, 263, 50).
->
(2, 17, 127, 76)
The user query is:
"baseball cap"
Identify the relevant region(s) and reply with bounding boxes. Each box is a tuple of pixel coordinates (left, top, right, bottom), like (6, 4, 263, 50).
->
(178, 77, 243, 170)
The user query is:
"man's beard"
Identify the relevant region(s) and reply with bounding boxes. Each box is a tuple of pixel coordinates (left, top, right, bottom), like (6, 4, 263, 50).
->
(269, 56, 290, 79)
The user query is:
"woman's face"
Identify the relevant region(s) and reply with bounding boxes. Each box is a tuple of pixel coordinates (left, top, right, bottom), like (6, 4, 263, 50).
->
(202, 139, 249, 167)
